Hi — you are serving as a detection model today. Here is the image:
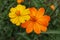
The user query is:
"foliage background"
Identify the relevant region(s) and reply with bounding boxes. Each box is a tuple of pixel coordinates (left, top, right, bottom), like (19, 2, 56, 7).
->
(0, 0, 60, 40)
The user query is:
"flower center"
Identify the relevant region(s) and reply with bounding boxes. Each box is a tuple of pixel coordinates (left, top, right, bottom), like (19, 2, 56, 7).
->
(16, 10, 20, 16)
(31, 16, 37, 22)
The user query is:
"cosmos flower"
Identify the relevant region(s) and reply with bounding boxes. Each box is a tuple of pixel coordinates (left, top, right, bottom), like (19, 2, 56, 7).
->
(21, 7, 50, 34)
(17, 0, 24, 4)
(8, 4, 30, 26)
(50, 5, 55, 10)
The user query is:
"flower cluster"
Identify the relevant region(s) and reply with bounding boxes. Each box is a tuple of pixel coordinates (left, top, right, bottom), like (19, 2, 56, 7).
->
(8, 0, 50, 34)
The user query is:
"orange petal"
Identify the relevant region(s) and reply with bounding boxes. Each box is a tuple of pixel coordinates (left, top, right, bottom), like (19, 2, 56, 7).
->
(21, 21, 31, 28)
(37, 15, 50, 26)
(43, 15, 50, 22)
(26, 22, 33, 33)
(38, 8, 45, 16)
(41, 26, 47, 32)
(33, 23, 41, 34)
(36, 8, 45, 19)
(29, 7, 37, 17)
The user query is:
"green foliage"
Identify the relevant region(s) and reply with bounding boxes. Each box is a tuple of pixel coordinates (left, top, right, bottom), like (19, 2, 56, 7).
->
(0, 0, 60, 40)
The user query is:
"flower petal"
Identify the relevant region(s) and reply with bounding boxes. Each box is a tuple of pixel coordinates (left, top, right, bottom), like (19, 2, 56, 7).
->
(37, 15, 50, 26)
(21, 21, 31, 28)
(10, 17, 18, 24)
(10, 8, 16, 12)
(26, 22, 33, 33)
(16, 4, 26, 13)
(16, 21, 21, 26)
(15, 17, 21, 26)
(41, 26, 47, 32)
(23, 15, 30, 21)
(19, 16, 25, 23)
(21, 9, 30, 15)
(38, 8, 45, 16)
(29, 7, 37, 17)
(8, 12, 17, 18)
(36, 8, 45, 18)
(33, 23, 41, 34)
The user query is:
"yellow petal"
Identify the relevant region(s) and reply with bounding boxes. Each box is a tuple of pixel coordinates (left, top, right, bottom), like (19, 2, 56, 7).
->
(15, 5, 26, 15)
(21, 9, 30, 15)
(14, 17, 18, 24)
(23, 15, 30, 21)
(14, 17, 21, 26)
(10, 17, 18, 24)
(16, 4, 26, 13)
(10, 8, 16, 12)
(16, 21, 21, 26)
(8, 12, 17, 18)
(10, 17, 21, 26)
(19, 16, 25, 23)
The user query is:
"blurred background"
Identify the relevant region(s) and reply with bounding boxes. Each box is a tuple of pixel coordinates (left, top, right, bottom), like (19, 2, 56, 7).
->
(0, 0, 60, 40)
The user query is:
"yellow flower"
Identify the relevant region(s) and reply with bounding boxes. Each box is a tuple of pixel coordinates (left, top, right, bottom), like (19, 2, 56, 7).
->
(8, 4, 30, 26)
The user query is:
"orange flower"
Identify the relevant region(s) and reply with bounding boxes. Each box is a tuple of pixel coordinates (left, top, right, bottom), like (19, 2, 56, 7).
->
(50, 5, 55, 10)
(21, 7, 50, 34)
(17, 0, 24, 4)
